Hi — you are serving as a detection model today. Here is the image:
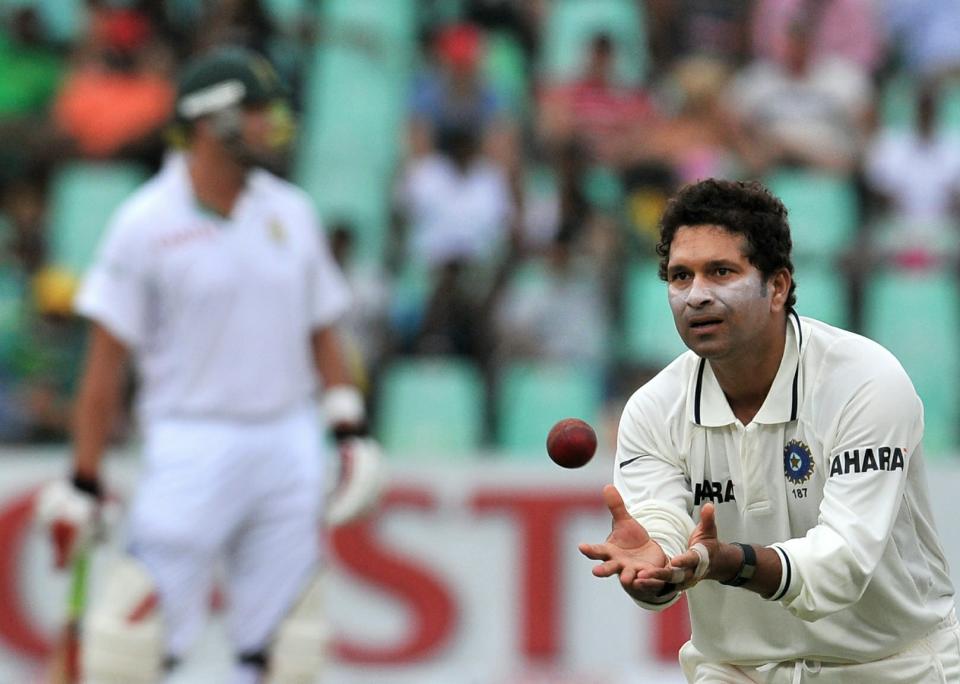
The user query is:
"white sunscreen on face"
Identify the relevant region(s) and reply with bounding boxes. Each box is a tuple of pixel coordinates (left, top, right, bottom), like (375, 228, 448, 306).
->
(669, 271, 766, 314)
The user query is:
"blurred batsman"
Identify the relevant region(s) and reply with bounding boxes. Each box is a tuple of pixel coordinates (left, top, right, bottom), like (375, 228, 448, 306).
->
(579, 179, 958, 682)
(34, 46, 385, 684)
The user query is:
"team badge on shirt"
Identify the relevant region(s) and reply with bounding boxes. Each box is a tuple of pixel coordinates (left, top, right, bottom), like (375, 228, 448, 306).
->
(784, 439, 815, 484)
(269, 219, 286, 244)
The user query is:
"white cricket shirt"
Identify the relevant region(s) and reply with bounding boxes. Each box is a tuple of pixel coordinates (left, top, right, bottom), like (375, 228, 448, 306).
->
(616, 312, 955, 665)
(76, 153, 351, 422)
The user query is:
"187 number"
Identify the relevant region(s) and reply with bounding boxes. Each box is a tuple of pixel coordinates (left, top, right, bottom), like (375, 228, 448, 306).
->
(792, 488, 808, 499)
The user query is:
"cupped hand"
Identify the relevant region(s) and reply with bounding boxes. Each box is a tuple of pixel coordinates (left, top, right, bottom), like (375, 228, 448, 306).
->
(578, 484, 672, 601)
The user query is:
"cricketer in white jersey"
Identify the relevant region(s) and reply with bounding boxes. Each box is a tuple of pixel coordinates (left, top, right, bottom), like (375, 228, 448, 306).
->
(33, 47, 383, 684)
(78, 146, 351, 674)
(579, 179, 958, 683)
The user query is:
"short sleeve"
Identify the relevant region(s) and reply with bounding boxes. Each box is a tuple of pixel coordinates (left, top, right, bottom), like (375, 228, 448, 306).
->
(74, 210, 152, 349)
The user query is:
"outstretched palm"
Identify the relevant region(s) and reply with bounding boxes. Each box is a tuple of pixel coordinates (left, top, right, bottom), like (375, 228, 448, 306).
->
(579, 485, 670, 601)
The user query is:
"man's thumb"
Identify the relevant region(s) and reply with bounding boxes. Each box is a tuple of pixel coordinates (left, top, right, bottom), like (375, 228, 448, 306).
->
(698, 502, 718, 537)
(602, 484, 632, 523)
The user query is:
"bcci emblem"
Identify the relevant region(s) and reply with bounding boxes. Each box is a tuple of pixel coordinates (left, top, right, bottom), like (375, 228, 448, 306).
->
(784, 439, 815, 485)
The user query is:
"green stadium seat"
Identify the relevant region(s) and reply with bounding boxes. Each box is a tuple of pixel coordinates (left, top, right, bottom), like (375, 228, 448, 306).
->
(540, 0, 648, 86)
(496, 361, 602, 457)
(864, 269, 960, 456)
(622, 259, 687, 365)
(48, 162, 148, 278)
(792, 263, 848, 329)
(375, 357, 485, 458)
(295, 0, 415, 265)
(765, 170, 858, 259)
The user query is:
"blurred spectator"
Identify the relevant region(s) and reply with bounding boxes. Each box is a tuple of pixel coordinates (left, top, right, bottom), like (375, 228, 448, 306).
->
(414, 259, 496, 361)
(0, 8, 64, 119)
(724, 18, 872, 173)
(752, 0, 884, 74)
(397, 125, 515, 268)
(630, 57, 743, 183)
(408, 23, 510, 160)
(52, 5, 174, 161)
(881, 0, 960, 78)
(538, 32, 659, 169)
(0, 8, 67, 185)
(864, 83, 960, 261)
(647, 0, 751, 69)
(394, 121, 517, 369)
(493, 231, 608, 365)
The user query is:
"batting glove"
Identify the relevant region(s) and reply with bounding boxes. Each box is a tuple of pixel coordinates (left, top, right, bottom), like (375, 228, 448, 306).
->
(34, 475, 100, 569)
(322, 385, 387, 525)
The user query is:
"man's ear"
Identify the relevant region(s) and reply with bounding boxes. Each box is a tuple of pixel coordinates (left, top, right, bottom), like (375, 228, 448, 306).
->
(769, 268, 792, 312)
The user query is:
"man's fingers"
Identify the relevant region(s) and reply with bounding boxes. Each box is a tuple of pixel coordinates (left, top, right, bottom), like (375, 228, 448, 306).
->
(670, 549, 700, 570)
(580, 543, 625, 577)
(578, 542, 611, 561)
(602, 484, 632, 523)
(592, 560, 621, 578)
(641, 564, 689, 583)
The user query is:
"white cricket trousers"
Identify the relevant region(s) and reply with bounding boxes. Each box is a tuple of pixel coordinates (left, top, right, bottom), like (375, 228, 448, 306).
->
(125, 402, 326, 676)
(680, 610, 960, 683)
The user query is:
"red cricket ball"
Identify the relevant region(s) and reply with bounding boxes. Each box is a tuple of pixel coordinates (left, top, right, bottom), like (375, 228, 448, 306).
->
(546, 418, 598, 468)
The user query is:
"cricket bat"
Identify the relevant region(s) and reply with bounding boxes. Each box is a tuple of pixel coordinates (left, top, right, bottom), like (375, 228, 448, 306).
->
(44, 549, 89, 684)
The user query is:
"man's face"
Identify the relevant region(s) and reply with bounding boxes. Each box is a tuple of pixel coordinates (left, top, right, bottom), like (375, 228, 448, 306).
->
(666, 224, 786, 361)
(236, 102, 295, 170)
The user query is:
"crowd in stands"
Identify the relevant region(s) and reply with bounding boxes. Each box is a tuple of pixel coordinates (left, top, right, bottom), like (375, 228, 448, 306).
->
(2, 0, 960, 451)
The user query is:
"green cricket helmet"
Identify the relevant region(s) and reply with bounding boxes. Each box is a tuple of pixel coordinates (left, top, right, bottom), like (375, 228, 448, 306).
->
(176, 45, 287, 120)
(174, 46, 295, 166)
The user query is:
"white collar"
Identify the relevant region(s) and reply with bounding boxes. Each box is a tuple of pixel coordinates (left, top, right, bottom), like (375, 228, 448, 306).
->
(688, 311, 804, 427)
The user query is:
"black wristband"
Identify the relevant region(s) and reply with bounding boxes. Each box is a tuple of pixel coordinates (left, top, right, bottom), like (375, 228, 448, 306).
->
(720, 542, 757, 587)
(333, 422, 367, 441)
(71, 473, 102, 499)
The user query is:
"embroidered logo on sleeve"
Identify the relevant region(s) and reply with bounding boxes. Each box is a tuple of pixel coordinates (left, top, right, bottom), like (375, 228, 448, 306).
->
(784, 439, 815, 485)
(829, 447, 905, 476)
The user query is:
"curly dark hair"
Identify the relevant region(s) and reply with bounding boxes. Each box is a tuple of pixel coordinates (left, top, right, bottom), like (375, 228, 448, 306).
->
(656, 178, 796, 309)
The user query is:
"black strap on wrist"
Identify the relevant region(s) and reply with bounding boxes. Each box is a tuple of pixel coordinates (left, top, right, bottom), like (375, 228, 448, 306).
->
(333, 422, 368, 442)
(720, 542, 757, 587)
(71, 473, 102, 499)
